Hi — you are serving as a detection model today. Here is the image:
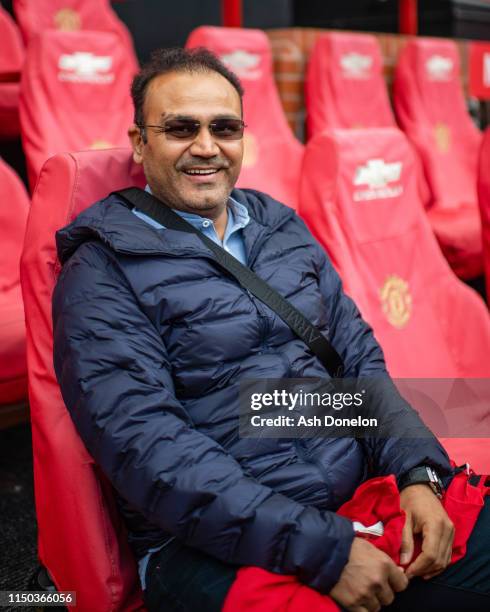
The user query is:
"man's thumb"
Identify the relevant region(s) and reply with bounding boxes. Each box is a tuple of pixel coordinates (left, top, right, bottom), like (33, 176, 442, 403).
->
(400, 515, 414, 566)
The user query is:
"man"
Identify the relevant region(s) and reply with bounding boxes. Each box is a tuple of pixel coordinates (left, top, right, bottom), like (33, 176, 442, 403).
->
(52, 48, 488, 611)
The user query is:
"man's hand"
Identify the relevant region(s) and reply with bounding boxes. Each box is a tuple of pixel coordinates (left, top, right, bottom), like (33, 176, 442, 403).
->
(330, 537, 408, 611)
(400, 484, 455, 580)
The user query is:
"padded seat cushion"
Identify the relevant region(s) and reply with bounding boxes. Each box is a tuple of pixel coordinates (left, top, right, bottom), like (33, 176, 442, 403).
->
(19, 29, 137, 188)
(306, 32, 395, 137)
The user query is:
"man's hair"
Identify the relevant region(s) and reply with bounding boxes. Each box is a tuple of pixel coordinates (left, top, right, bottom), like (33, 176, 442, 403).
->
(131, 47, 244, 130)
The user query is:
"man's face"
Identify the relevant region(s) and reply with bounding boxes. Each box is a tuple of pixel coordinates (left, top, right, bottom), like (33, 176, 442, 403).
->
(129, 70, 243, 217)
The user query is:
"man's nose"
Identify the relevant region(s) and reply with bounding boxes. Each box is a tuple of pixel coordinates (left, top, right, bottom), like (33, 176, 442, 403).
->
(189, 126, 221, 157)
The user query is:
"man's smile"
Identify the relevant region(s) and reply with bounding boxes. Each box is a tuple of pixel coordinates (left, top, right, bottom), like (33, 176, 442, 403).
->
(181, 166, 224, 183)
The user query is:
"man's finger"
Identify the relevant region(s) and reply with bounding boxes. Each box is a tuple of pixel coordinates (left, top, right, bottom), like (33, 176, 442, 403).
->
(388, 564, 409, 593)
(439, 520, 455, 570)
(358, 595, 381, 612)
(422, 541, 454, 580)
(376, 581, 396, 607)
(399, 512, 414, 565)
(406, 522, 442, 578)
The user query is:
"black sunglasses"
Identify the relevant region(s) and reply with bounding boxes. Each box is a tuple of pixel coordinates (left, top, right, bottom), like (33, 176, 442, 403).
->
(138, 118, 246, 141)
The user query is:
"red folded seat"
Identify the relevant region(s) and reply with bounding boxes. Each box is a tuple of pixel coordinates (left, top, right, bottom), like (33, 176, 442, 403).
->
(13, 0, 134, 51)
(306, 32, 396, 138)
(0, 5, 24, 139)
(186, 26, 303, 209)
(20, 149, 146, 611)
(19, 29, 137, 189)
(394, 38, 483, 280)
(478, 127, 490, 301)
(0, 158, 29, 405)
(299, 127, 490, 471)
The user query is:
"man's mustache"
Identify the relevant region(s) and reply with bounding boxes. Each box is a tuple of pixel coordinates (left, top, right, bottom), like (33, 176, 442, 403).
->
(177, 158, 230, 171)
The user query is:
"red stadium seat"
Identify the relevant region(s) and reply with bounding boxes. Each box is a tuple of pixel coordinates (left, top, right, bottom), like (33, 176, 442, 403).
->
(13, 0, 134, 50)
(20, 149, 146, 611)
(299, 127, 490, 471)
(305, 32, 396, 138)
(19, 29, 137, 189)
(478, 127, 490, 301)
(394, 38, 483, 280)
(186, 26, 303, 209)
(0, 5, 24, 139)
(0, 158, 29, 406)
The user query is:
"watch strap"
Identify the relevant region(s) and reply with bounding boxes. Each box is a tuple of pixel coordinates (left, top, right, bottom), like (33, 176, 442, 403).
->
(398, 465, 444, 498)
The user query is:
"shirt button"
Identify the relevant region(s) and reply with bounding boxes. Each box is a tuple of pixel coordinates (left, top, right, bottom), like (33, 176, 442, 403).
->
(202, 220, 210, 228)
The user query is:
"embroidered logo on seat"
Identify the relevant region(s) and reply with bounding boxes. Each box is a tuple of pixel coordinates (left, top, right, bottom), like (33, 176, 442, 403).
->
(425, 55, 453, 81)
(58, 53, 114, 84)
(89, 140, 113, 150)
(353, 159, 403, 201)
(380, 275, 412, 329)
(220, 50, 262, 80)
(242, 132, 259, 168)
(54, 8, 81, 31)
(434, 122, 451, 153)
(340, 53, 373, 79)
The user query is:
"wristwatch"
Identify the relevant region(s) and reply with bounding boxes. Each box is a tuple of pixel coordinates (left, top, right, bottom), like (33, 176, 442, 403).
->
(398, 466, 444, 499)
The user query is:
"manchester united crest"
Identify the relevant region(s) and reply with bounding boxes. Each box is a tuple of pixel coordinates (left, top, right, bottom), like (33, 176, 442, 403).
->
(379, 275, 412, 329)
(54, 8, 81, 31)
(89, 140, 113, 150)
(434, 122, 451, 153)
(242, 132, 258, 168)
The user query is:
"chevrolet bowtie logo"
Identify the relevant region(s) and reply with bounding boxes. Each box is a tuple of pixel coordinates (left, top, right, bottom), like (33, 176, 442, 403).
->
(354, 159, 402, 189)
(221, 50, 261, 79)
(340, 53, 373, 78)
(58, 52, 112, 77)
(425, 55, 453, 81)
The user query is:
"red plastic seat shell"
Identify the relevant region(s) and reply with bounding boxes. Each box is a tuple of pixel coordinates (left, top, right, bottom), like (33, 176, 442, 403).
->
(186, 26, 303, 209)
(19, 29, 137, 189)
(479, 128, 490, 300)
(299, 128, 490, 471)
(0, 158, 29, 404)
(305, 32, 395, 138)
(394, 38, 483, 279)
(20, 149, 146, 611)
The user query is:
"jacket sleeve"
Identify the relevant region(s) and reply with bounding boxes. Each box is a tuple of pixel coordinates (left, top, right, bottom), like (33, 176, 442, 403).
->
(313, 242, 452, 481)
(52, 241, 354, 594)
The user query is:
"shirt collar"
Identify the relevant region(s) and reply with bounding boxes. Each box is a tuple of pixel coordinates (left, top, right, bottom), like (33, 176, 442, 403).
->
(144, 184, 250, 231)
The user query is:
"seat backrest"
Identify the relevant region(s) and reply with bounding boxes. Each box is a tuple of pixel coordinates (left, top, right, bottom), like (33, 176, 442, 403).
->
(13, 0, 133, 48)
(306, 32, 395, 138)
(394, 38, 481, 211)
(19, 29, 137, 189)
(478, 127, 490, 301)
(299, 127, 490, 378)
(20, 149, 146, 612)
(0, 157, 29, 292)
(186, 26, 303, 209)
(0, 5, 24, 81)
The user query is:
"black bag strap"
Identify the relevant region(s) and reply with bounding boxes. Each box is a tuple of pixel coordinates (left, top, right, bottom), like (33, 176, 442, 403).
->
(115, 187, 345, 377)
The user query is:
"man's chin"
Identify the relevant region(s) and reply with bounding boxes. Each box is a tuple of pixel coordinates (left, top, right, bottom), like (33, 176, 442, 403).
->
(184, 188, 232, 210)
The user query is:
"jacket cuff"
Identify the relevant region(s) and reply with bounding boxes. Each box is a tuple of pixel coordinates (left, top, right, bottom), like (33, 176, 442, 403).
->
(308, 514, 355, 594)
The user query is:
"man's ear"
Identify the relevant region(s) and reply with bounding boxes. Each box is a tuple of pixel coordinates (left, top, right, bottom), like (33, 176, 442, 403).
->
(128, 123, 144, 164)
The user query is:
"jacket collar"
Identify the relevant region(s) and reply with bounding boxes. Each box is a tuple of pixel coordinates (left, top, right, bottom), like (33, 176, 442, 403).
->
(56, 188, 295, 266)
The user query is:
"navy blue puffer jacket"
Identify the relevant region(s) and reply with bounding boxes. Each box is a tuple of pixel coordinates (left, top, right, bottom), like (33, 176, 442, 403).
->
(52, 189, 451, 594)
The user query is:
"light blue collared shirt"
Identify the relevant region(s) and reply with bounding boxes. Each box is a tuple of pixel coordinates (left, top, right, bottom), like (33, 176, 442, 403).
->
(132, 187, 250, 265)
(132, 188, 249, 589)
